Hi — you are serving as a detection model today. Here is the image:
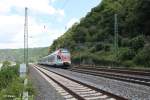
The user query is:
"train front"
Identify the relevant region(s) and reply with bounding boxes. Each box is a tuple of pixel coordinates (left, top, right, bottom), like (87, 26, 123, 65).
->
(58, 49, 71, 67)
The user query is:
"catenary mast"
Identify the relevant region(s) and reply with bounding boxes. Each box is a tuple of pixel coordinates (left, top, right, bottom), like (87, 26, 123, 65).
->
(24, 7, 28, 66)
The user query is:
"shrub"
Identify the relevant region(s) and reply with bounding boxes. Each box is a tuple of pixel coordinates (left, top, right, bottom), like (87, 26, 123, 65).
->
(5, 78, 24, 97)
(25, 81, 35, 95)
(122, 60, 135, 68)
(95, 43, 104, 51)
(103, 44, 111, 51)
(121, 38, 131, 47)
(94, 43, 111, 52)
(89, 47, 96, 53)
(118, 48, 136, 61)
(0, 65, 19, 90)
(72, 51, 91, 64)
(133, 46, 150, 67)
(130, 35, 145, 52)
(2, 61, 11, 68)
(0, 89, 6, 100)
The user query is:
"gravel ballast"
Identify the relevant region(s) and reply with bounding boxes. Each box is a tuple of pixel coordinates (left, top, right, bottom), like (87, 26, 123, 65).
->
(29, 66, 65, 100)
(44, 66, 150, 100)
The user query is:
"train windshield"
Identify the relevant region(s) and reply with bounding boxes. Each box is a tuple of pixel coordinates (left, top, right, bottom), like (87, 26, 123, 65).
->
(61, 50, 70, 56)
(61, 49, 69, 53)
(63, 52, 70, 56)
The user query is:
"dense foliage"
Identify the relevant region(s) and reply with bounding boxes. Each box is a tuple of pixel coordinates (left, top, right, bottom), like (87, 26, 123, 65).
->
(0, 64, 19, 90)
(50, 0, 150, 67)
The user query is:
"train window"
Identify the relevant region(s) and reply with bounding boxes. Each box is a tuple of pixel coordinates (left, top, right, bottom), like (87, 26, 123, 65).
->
(57, 55, 61, 60)
(48, 56, 54, 62)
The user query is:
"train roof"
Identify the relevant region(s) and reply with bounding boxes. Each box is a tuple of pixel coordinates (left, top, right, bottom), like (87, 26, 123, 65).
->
(40, 48, 70, 60)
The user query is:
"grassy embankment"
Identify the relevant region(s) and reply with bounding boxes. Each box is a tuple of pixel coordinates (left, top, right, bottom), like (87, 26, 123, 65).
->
(0, 61, 35, 100)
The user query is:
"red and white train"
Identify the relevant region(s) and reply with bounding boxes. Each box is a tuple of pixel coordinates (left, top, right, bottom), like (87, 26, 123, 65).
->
(38, 48, 71, 68)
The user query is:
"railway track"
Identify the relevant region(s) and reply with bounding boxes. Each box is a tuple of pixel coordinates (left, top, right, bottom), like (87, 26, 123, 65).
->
(70, 67, 150, 87)
(73, 65, 150, 76)
(32, 64, 127, 100)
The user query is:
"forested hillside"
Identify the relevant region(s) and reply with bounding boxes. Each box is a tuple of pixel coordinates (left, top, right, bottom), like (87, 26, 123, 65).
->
(50, 0, 150, 67)
(0, 47, 48, 63)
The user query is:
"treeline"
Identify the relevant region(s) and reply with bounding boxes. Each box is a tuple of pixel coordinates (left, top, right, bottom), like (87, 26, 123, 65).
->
(50, 0, 150, 67)
(0, 47, 48, 63)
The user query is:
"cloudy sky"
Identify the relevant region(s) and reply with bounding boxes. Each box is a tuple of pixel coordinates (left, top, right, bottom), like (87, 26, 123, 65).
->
(0, 0, 101, 49)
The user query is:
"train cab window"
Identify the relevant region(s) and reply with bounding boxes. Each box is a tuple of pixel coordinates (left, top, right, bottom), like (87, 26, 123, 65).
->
(57, 55, 61, 60)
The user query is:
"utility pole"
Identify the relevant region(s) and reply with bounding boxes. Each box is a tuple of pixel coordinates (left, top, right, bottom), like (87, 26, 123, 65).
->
(24, 7, 28, 66)
(79, 42, 81, 66)
(77, 41, 81, 66)
(114, 14, 118, 58)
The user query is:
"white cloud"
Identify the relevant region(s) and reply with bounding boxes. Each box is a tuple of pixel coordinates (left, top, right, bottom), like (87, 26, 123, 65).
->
(51, 0, 59, 3)
(0, 15, 23, 43)
(0, 3, 10, 13)
(0, 0, 65, 49)
(0, 0, 65, 16)
(66, 18, 79, 29)
(0, 14, 64, 49)
(27, 21, 64, 48)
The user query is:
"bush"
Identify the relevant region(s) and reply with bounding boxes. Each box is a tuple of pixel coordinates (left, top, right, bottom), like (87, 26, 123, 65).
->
(5, 78, 24, 97)
(121, 38, 131, 47)
(2, 61, 11, 68)
(133, 46, 150, 67)
(103, 44, 111, 51)
(130, 35, 145, 52)
(72, 51, 91, 64)
(95, 43, 104, 51)
(0, 65, 19, 90)
(89, 47, 96, 53)
(25, 81, 35, 95)
(122, 60, 135, 68)
(94, 43, 111, 52)
(118, 48, 136, 61)
(0, 89, 6, 100)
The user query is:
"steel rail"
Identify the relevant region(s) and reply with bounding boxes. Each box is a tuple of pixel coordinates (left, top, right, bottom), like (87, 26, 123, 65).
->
(34, 64, 127, 100)
(70, 68, 150, 87)
(73, 65, 150, 75)
(33, 65, 84, 100)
